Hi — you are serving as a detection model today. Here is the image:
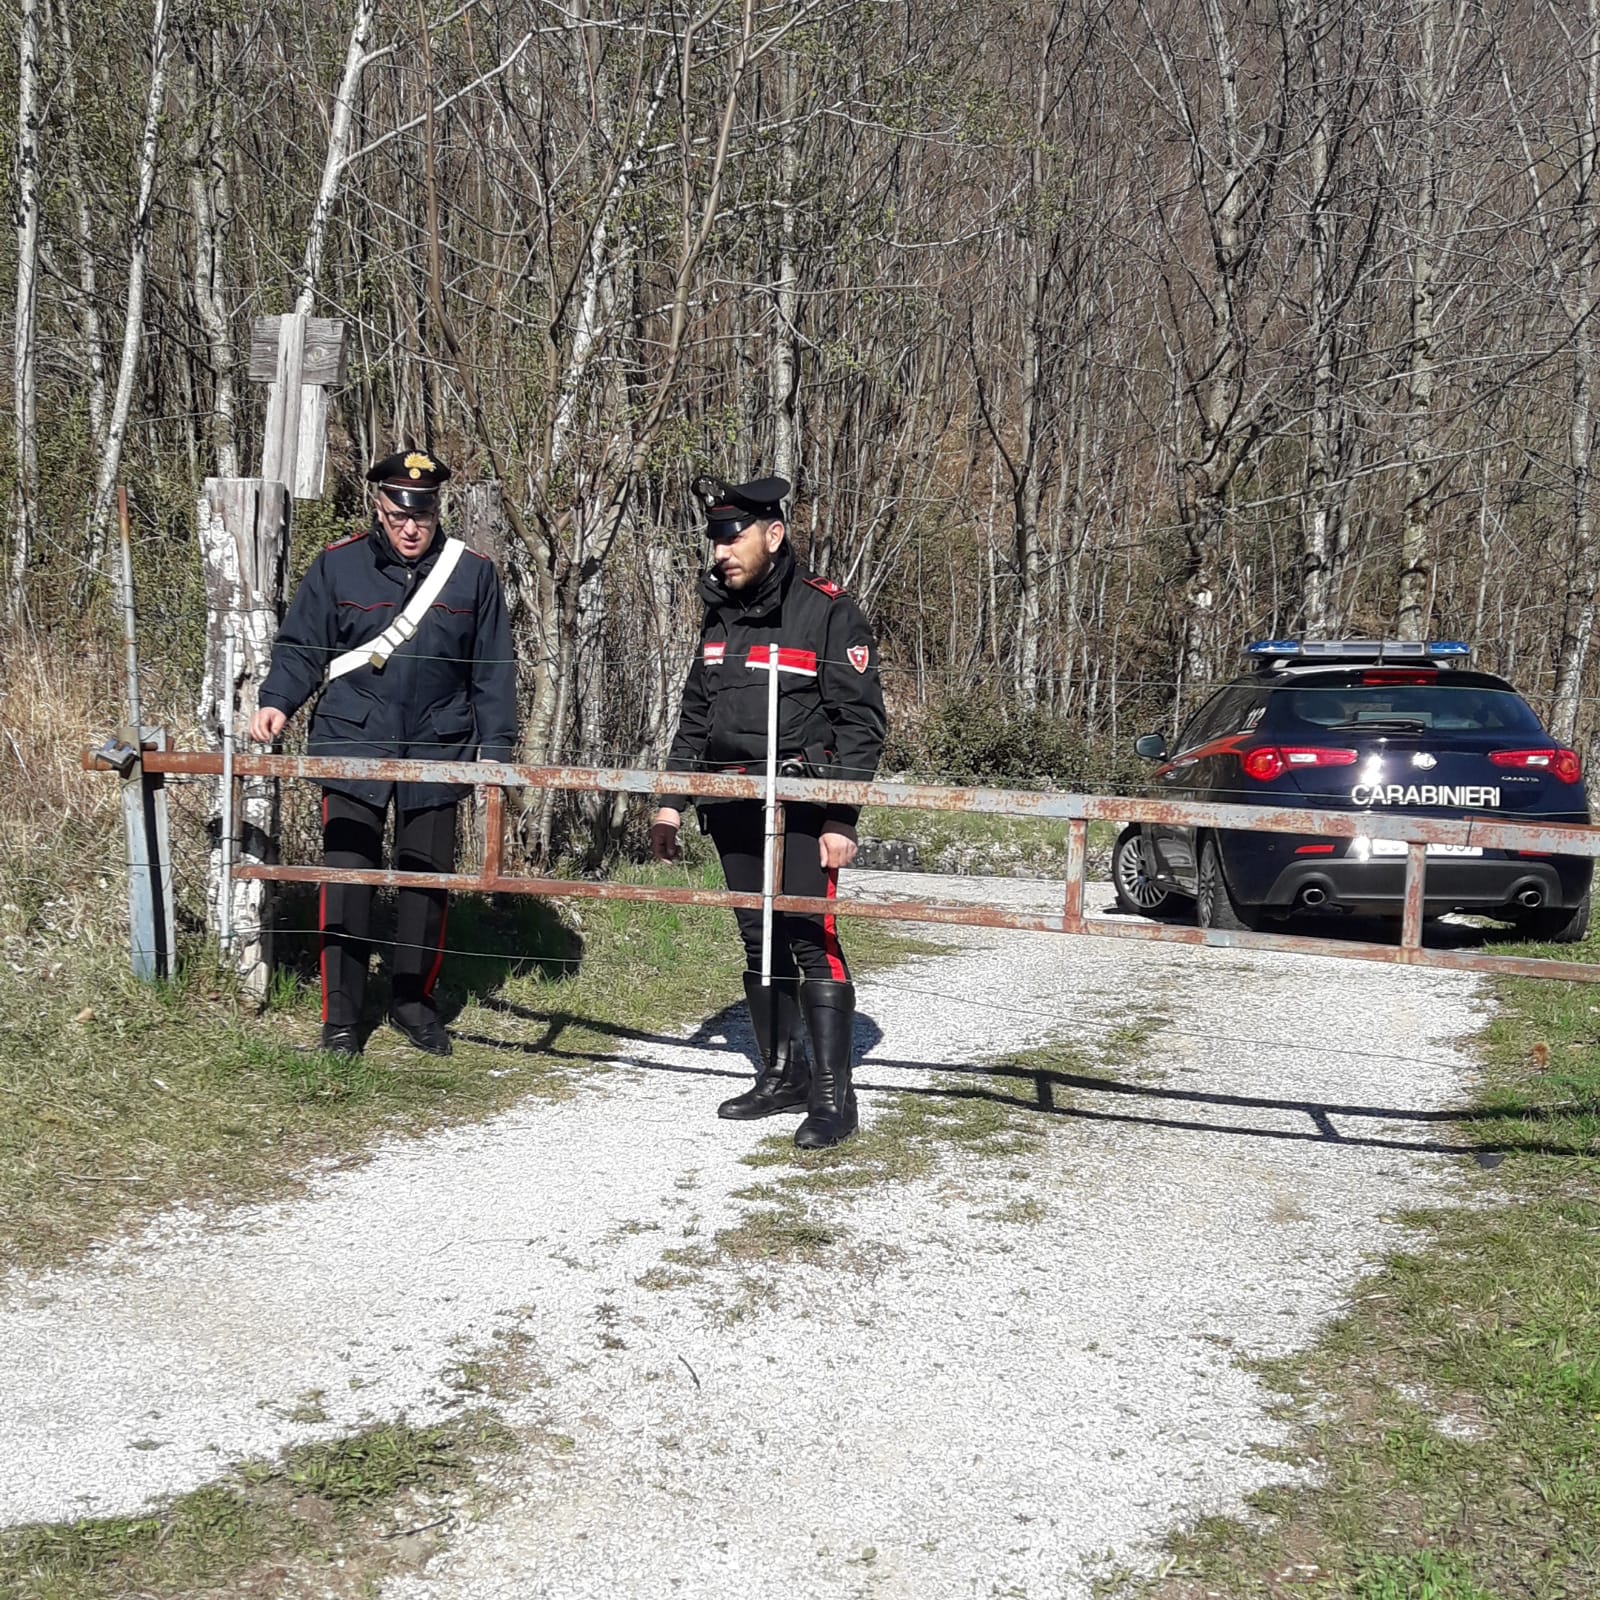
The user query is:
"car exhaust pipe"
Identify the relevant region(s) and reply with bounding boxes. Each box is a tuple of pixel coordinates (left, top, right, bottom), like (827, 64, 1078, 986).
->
(1516, 886, 1544, 909)
(1299, 885, 1328, 908)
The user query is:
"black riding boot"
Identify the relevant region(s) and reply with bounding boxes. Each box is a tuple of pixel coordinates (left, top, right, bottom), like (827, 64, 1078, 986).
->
(718, 973, 811, 1119)
(795, 980, 859, 1149)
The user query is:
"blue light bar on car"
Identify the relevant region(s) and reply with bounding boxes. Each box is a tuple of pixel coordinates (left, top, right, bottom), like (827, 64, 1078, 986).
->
(1244, 638, 1473, 662)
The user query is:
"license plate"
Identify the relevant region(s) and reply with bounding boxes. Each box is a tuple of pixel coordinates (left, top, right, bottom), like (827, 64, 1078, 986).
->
(1369, 840, 1482, 858)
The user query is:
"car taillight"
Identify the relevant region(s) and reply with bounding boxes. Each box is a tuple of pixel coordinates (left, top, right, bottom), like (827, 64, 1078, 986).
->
(1489, 748, 1583, 784)
(1242, 746, 1358, 781)
(1360, 669, 1438, 685)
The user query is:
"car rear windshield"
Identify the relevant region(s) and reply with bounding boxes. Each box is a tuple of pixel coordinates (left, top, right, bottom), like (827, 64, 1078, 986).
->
(1274, 684, 1547, 736)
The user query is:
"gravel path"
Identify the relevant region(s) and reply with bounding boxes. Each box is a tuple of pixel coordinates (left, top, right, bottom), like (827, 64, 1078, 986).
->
(1, 873, 1485, 1597)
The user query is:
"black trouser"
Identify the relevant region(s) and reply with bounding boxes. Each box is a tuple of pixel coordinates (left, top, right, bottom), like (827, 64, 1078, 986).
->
(320, 790, 458, 1027)
(703, 801, 850, 983)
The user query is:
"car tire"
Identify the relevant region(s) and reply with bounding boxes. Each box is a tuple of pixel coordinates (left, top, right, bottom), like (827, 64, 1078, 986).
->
(1112, 825, 1180, 918)
(1515, 893, 1591, 945)
(1196, 836, 1260, 932)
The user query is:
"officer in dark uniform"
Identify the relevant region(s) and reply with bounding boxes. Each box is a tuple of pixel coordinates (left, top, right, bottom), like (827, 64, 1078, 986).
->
(650, 475, 886, 1148)
(249, 451, 517, 1058)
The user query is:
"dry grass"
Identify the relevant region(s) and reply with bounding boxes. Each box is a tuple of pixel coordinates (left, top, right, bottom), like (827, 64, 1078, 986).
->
(0, 631, 129, 948)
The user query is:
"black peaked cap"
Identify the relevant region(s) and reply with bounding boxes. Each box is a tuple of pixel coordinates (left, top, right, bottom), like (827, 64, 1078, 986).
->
(693, 474, 789, 532)
(367, 449, 452, 510)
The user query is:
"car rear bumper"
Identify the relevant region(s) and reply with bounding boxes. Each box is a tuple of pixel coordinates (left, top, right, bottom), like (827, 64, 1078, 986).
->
(1215, 829, 1593, 914)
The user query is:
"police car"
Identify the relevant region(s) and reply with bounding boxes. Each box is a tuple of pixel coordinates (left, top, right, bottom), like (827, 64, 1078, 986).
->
(1113, 640, 1593, 942)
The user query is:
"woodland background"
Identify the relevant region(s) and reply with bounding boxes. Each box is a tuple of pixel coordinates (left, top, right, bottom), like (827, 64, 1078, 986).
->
(7, 0, 1600, 857)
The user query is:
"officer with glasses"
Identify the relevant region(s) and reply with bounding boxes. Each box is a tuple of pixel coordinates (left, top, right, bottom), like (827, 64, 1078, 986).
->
(250, 451, 517, 1058)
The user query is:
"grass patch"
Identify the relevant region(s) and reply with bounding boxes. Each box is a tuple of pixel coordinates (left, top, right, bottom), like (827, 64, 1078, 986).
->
(1119, 923, 1600, 1600)
(0, 1414, 515, 1600)
(858, 807, 1116, 877)
(0, 854, 940, 1271)
(710, 1085, 1048, 1264)
(1099, 1011, 1175, 1073)
(704, 1010, 1162, 1267)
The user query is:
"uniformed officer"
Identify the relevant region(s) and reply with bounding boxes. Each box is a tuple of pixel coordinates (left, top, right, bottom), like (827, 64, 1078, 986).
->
(650, 475, 886, 1148)
(248, 450, 517, 1058)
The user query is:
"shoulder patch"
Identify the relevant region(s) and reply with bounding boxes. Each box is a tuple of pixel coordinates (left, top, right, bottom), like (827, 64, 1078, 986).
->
(804, 575, 844, 599)
(324, 530, 368, 552)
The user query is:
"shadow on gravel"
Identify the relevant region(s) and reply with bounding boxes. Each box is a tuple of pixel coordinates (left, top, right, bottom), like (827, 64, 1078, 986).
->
(454, 994, 884, 1074)
(448, 996, 1577, 1160)
(455, 996, 1584, 1162)
(846, 1056, 1586, 1160)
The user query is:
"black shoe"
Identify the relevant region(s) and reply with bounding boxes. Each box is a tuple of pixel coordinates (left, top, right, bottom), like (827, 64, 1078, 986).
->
(795, 980, 859, 1149)
(719, 974, 810, 1119)
(320, 1023, 363, 1058)
(388, 1008, 453, 1057)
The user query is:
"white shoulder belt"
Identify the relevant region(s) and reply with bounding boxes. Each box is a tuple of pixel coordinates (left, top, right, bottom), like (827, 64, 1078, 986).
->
(326, 537, 467, 681)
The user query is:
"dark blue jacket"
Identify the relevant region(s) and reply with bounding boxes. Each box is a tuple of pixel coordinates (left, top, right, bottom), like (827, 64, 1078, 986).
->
(259, 522, 517, 810)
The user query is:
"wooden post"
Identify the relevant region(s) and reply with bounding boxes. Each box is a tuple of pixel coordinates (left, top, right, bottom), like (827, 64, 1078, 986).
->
(196, 478, 290, 996)
(191, 311, 345, 994)
(250, 315, 349, 500)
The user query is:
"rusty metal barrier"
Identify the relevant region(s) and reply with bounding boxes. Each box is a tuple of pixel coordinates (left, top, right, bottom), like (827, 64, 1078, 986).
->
(85, 744, 1600, 985)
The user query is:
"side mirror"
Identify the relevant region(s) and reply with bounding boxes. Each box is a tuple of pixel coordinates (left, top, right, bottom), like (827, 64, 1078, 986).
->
(1134, 733, 1168, 761)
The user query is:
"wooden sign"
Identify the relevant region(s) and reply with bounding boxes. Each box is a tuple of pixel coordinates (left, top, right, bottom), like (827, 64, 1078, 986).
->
(250, 313, 350, 500)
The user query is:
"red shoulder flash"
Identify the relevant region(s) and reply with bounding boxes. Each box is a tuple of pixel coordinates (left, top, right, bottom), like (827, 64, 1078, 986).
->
(804, 575, 843, 598)
(324, 530, 367, 552)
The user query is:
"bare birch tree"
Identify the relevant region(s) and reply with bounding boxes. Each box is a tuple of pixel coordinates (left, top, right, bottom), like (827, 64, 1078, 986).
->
(86, 0, 171, 591)
(7, 0, 42, 619)
(1500, 0, 1600, 741)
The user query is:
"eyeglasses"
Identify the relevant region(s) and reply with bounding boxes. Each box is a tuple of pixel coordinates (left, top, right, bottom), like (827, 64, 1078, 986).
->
(375, 499, 439, 527)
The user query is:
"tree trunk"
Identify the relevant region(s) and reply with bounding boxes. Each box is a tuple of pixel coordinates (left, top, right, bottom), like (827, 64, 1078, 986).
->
(1302, 0, 1342, 636)
(769, 52, 801, 485)
(7, 0, 42, 618)
(54, 0, 108, 461)
(294, 0, 376, 317)
(187, 33, 238, 477)
(86, 0, 171, 588)
(196, 478, 289, 997)
(1399, 0, 1442, 641)
(1550, 0, 1600, 745)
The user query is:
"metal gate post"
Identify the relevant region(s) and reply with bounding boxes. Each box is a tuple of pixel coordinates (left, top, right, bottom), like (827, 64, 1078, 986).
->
(120, 727, 177, 981)
(481, 783, 505, 883)
(1401, 842, 1427, 954)
(1063, 818, 1087, 931)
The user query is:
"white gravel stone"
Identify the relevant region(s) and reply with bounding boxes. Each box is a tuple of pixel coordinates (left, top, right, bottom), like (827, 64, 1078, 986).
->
(0, 873, 1483, 1599)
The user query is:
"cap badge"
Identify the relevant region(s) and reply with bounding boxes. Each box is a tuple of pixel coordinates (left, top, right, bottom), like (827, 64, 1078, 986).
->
(404, 451, 435, 480)
(848, 644, 870, 674)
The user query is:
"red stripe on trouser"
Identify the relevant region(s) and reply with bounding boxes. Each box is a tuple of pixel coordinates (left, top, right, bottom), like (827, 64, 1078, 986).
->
(823, 867, 847, 982)
(422, 901, 448, 996)
(319, 795, 330, 1022)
